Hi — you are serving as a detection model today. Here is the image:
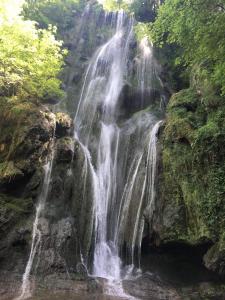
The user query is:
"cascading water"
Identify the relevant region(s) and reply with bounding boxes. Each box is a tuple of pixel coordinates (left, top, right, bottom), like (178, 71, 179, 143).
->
(12, 7, 165, 300)
(16, 154, 54, 300)
(75, 11, 134, 281)
(137, 37, 154, 107)
(137, 36, 164, 109)
(74, 9, 165, 298)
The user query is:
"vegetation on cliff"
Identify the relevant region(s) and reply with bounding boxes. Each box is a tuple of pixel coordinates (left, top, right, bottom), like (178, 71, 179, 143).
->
(151, 0, 225, 96)
(145, 0, 225, 274)
(0, 0, 66, 103)
(22, 0, 90, 33)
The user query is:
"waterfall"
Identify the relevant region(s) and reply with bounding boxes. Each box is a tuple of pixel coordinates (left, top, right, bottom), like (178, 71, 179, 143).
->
(74, 9, 164, 298)
(137, 36, 164, 109)
(15, 154, 54, 300)
(130, 120, 162, 266)
(14, 7, 165, 300)
(75, 10, 134, 281)
(138, 37, 154, 107)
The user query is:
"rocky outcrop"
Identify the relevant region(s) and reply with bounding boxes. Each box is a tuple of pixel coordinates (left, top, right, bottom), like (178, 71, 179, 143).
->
(150, 88, 225, 276)
(0, 99, 81, 276)
(0, 102, 55, 190)
(55, 112, 73, 138)
(0, 100, 55, 273)
(0, 100, 96, 277)
(32, 134, 94, 275)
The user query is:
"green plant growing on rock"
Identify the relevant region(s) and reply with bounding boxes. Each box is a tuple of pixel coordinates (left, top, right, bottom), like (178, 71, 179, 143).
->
(22, 0, 87, 33)
(0, 0, 66, 103)
(151, 0, 225, 96)
(158, 88, 225, 252)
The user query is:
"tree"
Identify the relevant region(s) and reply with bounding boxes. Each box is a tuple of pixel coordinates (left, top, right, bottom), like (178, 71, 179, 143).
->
(100, 0, 129, 11)
(0, 0, 66, 102)
(151, 0, 225, 95)
(22, 0, 86, 32)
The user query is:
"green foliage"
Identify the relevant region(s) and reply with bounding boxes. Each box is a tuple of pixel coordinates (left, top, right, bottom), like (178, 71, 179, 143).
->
(162, 88, 225, 242)
(134, 22, 151, 41)
(0, 0, 66, 102)
(151, 0, 225, 96)
(22, 0, 86, 32)
(101, 0, 160, 19)
(130, 0, 160, 21)
(0, 193, 33, 233)
(100, 0, 129, 11)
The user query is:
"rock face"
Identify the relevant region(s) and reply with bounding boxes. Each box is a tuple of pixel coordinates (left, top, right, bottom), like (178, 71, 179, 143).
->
(0, 97, 96, 280)
(150, 88, 225, 276)
(33, 133, 96, 275)
(60, 3, 114, 115)
(0, 100, 55, 271)
(0, 99, 82, 277)
(55, 112, 73, 138)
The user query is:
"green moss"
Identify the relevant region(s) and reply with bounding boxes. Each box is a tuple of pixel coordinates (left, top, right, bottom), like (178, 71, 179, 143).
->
(160, 88, 225, 244)
(0, 161, 24, 182)
(0, 193, 33, 233)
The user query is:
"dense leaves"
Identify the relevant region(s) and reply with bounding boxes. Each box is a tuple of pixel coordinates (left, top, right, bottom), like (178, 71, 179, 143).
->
(22, 0, 86, 33)
(0, 0, 66, 102)
(100, 0, 129, 11)
(151, 0, 225, 96)
(101, 0, 160, 21)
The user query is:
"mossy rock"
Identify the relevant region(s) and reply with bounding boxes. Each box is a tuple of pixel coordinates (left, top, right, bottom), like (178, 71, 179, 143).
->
(204, 234, 225, 277)
(154, 88, 225, 276)
(0, 161, 24, 186)
(0, 98, 56, 193)
(0, 193, 33, 233)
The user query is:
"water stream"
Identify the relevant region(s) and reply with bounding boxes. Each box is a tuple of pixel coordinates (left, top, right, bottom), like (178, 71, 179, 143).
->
(17, 9, 164, 300)
(16, 152, 55, 300)
(74, 10, 164, 298)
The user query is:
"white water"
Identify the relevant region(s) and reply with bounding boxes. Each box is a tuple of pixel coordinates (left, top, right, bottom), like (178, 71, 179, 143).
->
(130, 120, 162, 265)
(15, 157, 54, 300)
(74, 10, 164, 299)
(75, 11, 134, 282)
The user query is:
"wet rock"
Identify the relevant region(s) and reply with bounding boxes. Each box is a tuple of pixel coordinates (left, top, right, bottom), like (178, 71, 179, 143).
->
(123, 273, 181, 300)
(0, 104, 74, 227)
(179, 282, 225, 300)
(119, 84, 163, 118)
(151, 88, 225, 277)
(55, 112, 73, 138)
(87, 278, 104, 294)
(204, 239, 225, 277)
(0, 101, 58, 275)
(55, 137, 74, 163)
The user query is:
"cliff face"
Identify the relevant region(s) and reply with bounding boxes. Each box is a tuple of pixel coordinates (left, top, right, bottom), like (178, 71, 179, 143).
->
(151, 88, 225, 276)
(0, 100, 55, 272)
(60, 4, 116, 114)
(1, 104, 93, 284)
